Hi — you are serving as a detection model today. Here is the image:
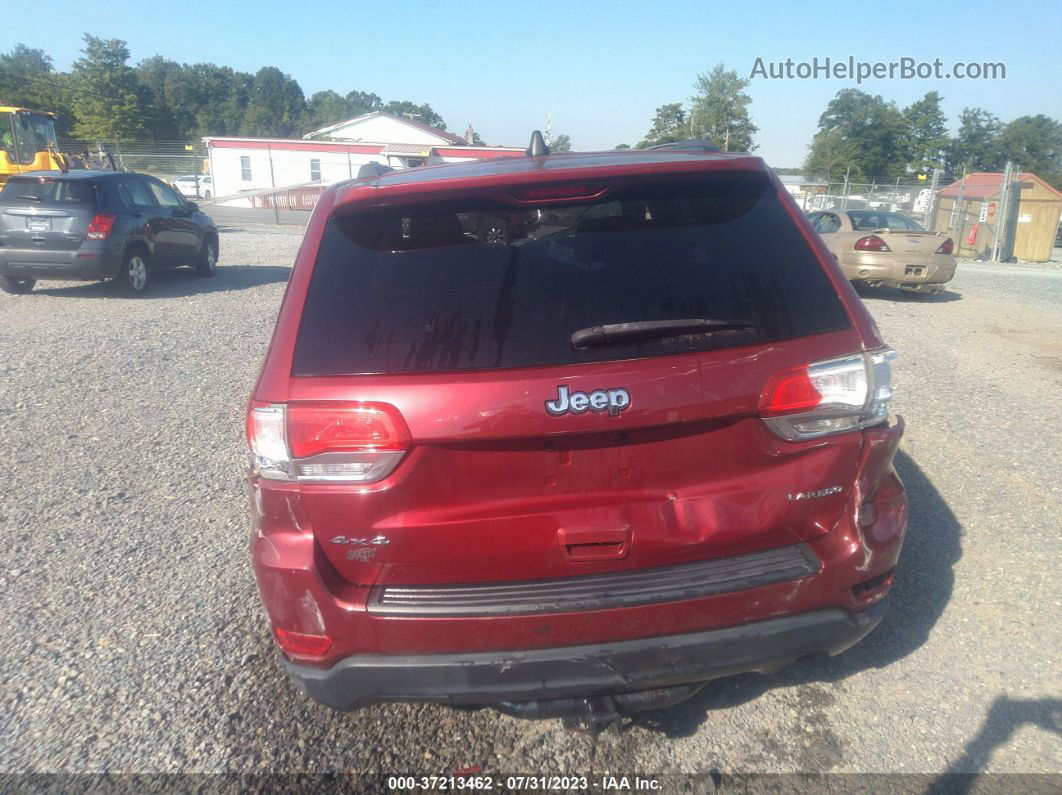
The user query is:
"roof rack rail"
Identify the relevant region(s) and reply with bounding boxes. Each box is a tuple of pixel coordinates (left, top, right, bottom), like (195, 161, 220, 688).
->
(647, 139, 720, 152)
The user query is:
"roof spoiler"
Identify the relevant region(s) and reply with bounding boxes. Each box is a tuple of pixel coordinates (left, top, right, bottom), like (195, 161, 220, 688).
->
(647, 139, 720, 152)
(356, 162, 394, 179)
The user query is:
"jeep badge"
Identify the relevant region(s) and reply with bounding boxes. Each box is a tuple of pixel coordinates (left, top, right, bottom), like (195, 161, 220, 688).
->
(545, 385, 631, 417)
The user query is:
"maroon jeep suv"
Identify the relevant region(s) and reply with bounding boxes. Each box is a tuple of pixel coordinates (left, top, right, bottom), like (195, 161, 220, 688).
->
(246, 137, 907, 720)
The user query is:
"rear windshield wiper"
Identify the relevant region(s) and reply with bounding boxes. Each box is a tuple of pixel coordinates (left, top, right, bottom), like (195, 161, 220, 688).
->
(15, 195, 43, 202)
(571, 318, 758, 349)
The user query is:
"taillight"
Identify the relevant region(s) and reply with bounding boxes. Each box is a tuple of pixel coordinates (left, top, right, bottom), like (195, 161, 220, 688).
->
(85, 214, 116, 240)
(508, 181, 609, 202)
(759, 351, 895, 441)
(936, 238, 954, 255)
(246, 403, 289, 478)
(286, 401, 408, 457)
(854, 235, 890, 252)
(246, 400, 409, 483)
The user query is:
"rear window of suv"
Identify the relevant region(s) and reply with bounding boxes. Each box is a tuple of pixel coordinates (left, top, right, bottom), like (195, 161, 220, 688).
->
(293, 170, 850, 375)
(0, 178, 97, 205)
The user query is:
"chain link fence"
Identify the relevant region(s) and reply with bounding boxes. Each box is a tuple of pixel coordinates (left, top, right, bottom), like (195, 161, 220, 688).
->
(784, 175, 940, 225)
(781, 165, 1057, 262)
(931, 166, 1027, 262)
(58, 139, 208, 182)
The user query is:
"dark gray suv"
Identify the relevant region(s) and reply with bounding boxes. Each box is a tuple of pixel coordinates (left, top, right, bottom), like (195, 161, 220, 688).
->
(0, 170, 219, 295)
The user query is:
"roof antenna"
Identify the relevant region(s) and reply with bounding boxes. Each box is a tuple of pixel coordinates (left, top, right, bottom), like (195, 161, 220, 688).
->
(526, 130, 550, 157)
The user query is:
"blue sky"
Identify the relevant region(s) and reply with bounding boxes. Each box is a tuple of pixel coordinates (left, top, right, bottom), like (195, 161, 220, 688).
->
(6, 0, 1061, 165)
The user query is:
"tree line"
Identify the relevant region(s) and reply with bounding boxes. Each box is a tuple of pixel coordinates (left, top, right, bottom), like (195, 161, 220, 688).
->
(0, 36, 454, 143)
(5, 39, 1058, 184)
(631, 64, 1061, 187)
(803, 89, 1062, 186)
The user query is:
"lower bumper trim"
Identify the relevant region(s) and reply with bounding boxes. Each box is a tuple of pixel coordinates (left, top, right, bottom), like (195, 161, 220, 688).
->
(1, 250, 119, 280)
(281, 598, 888, 711)
(369, 544, 819, 617)
(882, 280, 948, 293)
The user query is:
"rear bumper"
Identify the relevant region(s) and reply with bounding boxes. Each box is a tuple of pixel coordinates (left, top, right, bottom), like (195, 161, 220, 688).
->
(254, 420, 907, 712)
(838, 252, 957, 285)
(0, 246, 121, 280)
(282, 599, 888, 711)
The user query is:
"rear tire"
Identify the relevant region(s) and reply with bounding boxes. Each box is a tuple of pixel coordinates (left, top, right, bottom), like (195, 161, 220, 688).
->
(116, 249, 149, 296)
(195, 238, 218, 277)
(0, 276, 35, 294)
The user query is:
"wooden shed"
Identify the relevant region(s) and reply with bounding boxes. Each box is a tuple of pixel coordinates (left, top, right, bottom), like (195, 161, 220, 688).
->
(935, 172, 1062, 262)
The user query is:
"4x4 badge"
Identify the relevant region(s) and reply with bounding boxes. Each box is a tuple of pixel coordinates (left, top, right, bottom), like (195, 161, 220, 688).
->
(545, 385, 631, 417)
(329, 535, 390, 546)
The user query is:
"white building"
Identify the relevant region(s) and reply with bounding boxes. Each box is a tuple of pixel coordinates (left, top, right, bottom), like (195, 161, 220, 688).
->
(204, 112, 525, 204)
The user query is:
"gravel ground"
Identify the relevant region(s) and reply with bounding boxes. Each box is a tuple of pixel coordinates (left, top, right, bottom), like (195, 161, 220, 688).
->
(0, 226, 1059, 784)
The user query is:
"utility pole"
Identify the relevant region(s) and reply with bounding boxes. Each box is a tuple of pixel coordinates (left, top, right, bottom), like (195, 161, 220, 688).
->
(991, 161, 1012, 262)
(923, 168, 942, 229)
(544, 112, 553, 147)
(840, 166, 851, 210)
(191, 144, 200, 199)
(950, 168, 966, 246)
(1009, 167, 1023, 262)
(267, 144, 279, 225)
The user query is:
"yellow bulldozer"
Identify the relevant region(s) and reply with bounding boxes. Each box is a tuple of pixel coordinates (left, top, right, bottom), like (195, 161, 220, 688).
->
(0, 105, 116, 185)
